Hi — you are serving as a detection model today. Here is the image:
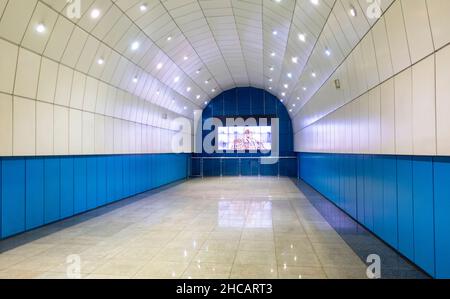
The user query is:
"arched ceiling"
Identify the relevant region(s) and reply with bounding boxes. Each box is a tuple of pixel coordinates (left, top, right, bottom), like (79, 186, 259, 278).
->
(0, 0, 393, 120)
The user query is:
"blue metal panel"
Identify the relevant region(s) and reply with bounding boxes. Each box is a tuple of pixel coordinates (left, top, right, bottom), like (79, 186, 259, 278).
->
(96, 156, 107, 207)
(74, 157, 87, 214)
(363, 156, 374, 230)
(25, 158, 44, 230)
(60, 157, 74, 219)
(44, 158, 60, 224)
(372, 155, 384, 237)
(222, 159, 239, 176)
(397, 156, 415, 261)
(106, 156, 115, 203)
(86, 157, 97, 210)
(114, 156, 123, 201)
(237, 87, 251, 115)
(1, 159, 26, 238)
(356, 155, 365, 223)
(412, 157, 435, 276)
(224, 90, 237, 116)
(433, 157, 450, 278)
(382, 155, 398, 248)
(123, 155, 131, 197)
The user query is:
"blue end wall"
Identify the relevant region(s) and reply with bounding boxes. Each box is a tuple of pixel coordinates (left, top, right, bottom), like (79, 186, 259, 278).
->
(0, 153, 190, 240)
(298, 152, 450, 279)
(193, 87, 297, 177)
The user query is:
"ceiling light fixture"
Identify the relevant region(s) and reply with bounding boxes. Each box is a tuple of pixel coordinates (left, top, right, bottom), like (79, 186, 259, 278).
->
(292, 56, 298, 64)
(133, 76, 138, 83)
(311, 0, 319, 6)
(197, 95, 201, 100)
(311, 72, 317, 78)
(131, 41, 140, 51)
(325, 48, 331, 56)
(97, 58, 104, 65)
(140, 4, 148, 12)
(287, 73, 292, 78)
(167, 36, 172, 41)
(156, 62, 163, 70)
(90, 9, 100, 19)
(298, 33, 306, 42)
(186, 87, 191, 92)
(36, 23, 46, 33)
(349, 6, 357, 17)
(174, 76, 180, 83)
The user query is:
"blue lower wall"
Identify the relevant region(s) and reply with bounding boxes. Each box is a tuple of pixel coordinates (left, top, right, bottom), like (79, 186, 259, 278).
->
(0, 153, 190, 240)
(298, 152, 450, 278)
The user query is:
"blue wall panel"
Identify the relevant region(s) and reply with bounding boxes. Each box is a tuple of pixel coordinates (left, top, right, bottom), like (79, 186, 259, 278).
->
(434, 157, 450, 278)
(74, 157, 87, 214)
(0, 154, 190, 240)
(96, 157, 107, 207)
(86, 157, 97, 210)
(25, 158, 44, 230)
(44, 158, 60, 224)
(1, 159, 26, 238)
(298, 152, 449, 278)
(382, 156, 398, 248)
(397, 156, 415, 261)
(60, 157, 74, 219)
(412, 157, 435, 276)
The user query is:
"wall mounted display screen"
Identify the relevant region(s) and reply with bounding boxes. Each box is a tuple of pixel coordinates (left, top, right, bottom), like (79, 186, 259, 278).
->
(218, 126, 272, 151)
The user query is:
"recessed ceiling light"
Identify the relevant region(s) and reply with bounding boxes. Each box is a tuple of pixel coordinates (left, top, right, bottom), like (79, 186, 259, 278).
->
(131, 41, 140, 51)
(269, 78, 273, 82)
(183, 56, 188, 61)
(204, 80, 210, 84)
(167, 36, 172, 41)
(311, 72, 317, 78)
(132, 76, 138, 83)
(186, 87, 191, 92)
(174, 76, 180, 83)
(302, 86, 307, 91)
(269, 66, 274, 71)
(212, 88, 216, 92)
(156, 90, 160, 95)
(196, 69, 201, 74)
(292, 56, 298, 64)
(35, 23, 46, 33)
(281, 92, 286, 97)
(349, 6, 357, 17)
(140, 4, 148, 12)
(289, 109, 293, 112)
(274, 0, 282, 3)
(97, 58, 104, 65)
(156, 62, 163, 70)
(184, 106, 187, 110)
(271, 52, 276, 57)
(325, 48, 331, 56)
(292, 104, 296, 107)
(280, 99, 284, 103)
(90, 9, 100, 19)
(272, 30, 278, 36)
(298, 33, 306, 42)
(297, 97, 300, 100)
(197, 95, 201, 100)
(204, 101, 208, 105)
(268, 87, 273, 90)
(311, 0, 319, 6)
(287, 73, 292, 78)
(284, 84, 289, 89)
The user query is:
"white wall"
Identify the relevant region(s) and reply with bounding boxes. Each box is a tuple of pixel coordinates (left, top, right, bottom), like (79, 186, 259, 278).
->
(294, 0, 450, 156)
(0, 0, 195, 157)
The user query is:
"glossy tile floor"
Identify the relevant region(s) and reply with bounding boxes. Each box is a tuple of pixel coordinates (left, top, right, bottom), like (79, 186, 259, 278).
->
(0, 177, 426, 279)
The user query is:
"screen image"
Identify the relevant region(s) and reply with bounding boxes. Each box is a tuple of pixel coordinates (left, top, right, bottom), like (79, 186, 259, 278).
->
(218, 126, 272, 151)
